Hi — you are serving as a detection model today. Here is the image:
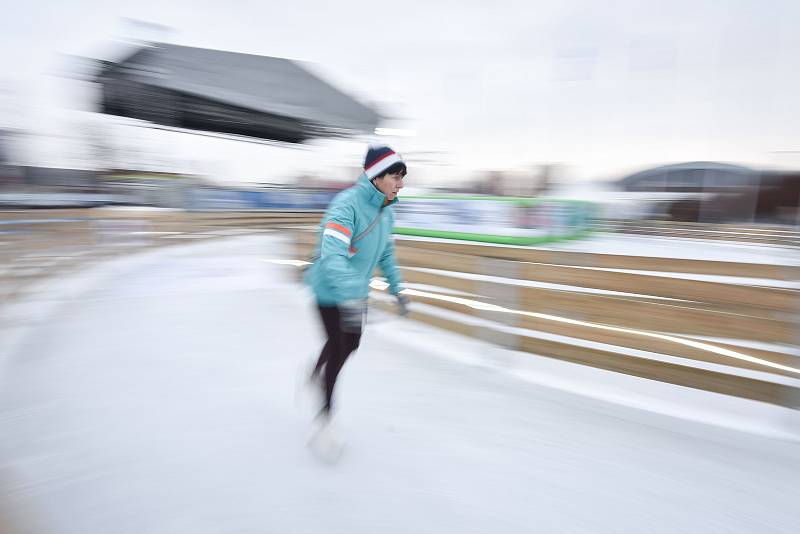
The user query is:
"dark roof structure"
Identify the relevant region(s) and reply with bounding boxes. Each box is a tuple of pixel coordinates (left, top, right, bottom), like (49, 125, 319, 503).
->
(96, 43, 383, 143)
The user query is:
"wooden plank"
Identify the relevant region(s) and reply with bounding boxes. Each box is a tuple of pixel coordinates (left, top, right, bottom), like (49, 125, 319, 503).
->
(395, 247, 479, 274)
(517, 262, 798, 313)
(702, 340, 800, 371)
(397, 239, 800, 280)
(0, 210, 322, 224)
(399, 266, 795, 343)
(395, 247, 798, 313)
(401, 269, 481, 295)
(518, 336, 798, 407)
(403, 291, 800, 377)
(518, 288, 795, 344)
(293, 240, 798, 342)
(293, 242, 316, 259)
(391, 305, 798, 407)
(298, 236, 799, 342)
(372, 300, 476, 337)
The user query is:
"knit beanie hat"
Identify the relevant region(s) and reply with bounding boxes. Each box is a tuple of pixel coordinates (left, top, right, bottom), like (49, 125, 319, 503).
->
(363, 145, 405, 180)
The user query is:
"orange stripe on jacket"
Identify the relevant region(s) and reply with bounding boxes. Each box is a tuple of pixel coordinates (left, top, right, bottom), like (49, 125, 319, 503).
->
(325, 222, 352, 236)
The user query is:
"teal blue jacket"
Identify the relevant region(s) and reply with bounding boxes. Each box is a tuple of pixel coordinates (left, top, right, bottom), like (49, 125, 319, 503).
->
(305, 173, 404, 305)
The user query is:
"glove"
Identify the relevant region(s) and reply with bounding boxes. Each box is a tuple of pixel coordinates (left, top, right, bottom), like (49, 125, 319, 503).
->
(338, 299, 366, 333)
(395, 294, 410, 317)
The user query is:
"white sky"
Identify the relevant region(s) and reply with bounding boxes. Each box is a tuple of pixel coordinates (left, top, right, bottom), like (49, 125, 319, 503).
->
(1, 0, 799, 185)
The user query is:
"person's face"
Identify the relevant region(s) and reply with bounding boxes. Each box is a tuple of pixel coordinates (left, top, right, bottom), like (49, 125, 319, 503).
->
(373, 172, 405, 201)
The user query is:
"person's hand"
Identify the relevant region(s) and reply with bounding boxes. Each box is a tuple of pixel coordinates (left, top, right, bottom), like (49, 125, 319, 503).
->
(395, 294, 410, 317)
(338, 299, 366, 333)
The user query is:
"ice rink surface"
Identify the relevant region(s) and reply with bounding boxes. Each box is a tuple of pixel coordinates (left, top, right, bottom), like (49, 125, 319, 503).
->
(1, 235, 798, 534)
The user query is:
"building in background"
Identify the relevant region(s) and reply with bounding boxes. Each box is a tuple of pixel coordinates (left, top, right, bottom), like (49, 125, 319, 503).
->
(617, 162, 800, 224)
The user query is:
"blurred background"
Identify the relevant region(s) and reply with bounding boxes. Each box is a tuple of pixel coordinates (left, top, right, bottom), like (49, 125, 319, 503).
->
(1, 1, 799, 533)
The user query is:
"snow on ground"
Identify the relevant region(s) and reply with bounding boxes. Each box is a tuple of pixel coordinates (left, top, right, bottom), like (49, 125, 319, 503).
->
(0, 234, 798, 534)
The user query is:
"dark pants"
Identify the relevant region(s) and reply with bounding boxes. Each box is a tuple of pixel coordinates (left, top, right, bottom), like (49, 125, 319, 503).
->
(313, 304, 362, 413)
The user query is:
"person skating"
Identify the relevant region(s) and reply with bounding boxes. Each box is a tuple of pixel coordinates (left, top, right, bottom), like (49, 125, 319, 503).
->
(304, 145, 410, 453)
